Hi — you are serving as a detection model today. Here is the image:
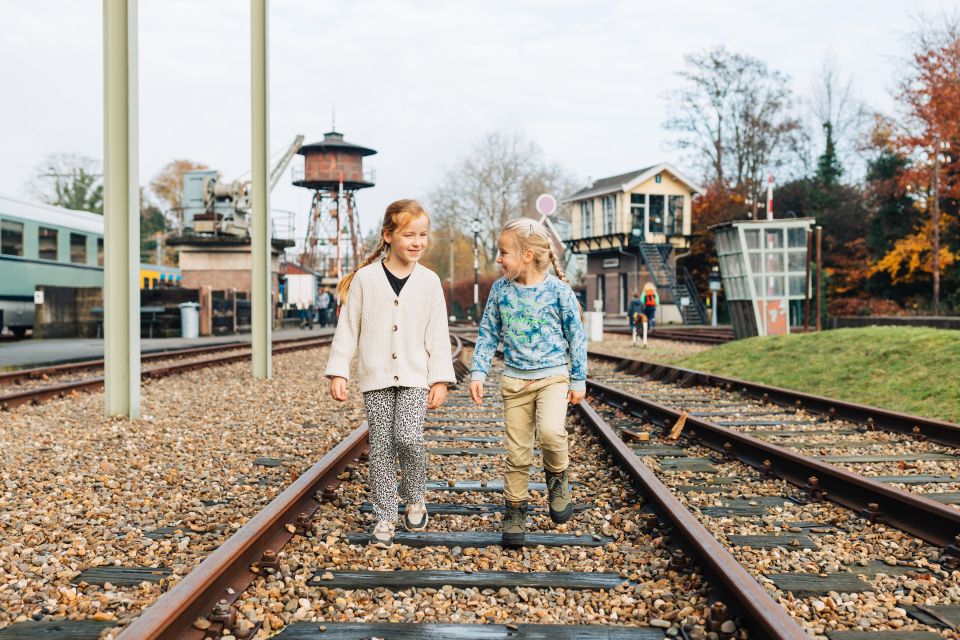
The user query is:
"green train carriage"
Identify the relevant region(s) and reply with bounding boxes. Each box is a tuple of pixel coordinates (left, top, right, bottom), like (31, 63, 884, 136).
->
(0, 196, 105, 336)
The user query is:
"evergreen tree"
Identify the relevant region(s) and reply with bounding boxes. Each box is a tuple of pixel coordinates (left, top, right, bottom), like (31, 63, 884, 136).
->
(815, 121, 843, 186)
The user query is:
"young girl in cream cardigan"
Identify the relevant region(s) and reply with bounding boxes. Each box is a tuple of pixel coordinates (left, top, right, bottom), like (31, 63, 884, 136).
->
(325, 199, 455, 548)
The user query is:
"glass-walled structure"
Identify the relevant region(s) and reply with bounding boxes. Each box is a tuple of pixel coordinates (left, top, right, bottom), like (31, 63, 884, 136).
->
(713, 218, 815, 338)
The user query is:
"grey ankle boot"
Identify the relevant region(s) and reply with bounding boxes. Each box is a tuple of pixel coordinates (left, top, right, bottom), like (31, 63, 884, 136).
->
(501, 500, 526, 548)
(545, 468, 574, 524)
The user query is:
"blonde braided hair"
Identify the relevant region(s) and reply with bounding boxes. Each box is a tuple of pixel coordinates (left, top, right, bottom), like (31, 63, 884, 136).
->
(336, 199, 429, 302)
(500, 217, 570, 284)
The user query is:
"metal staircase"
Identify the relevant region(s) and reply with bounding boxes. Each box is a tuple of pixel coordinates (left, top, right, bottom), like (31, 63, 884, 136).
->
(639, 243, 706, 325)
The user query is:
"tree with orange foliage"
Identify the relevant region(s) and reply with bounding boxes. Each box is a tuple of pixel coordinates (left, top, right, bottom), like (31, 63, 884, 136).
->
(871, 16, 960, 310)
(686, 184, 749, 293)
(149, 159, 211, 216)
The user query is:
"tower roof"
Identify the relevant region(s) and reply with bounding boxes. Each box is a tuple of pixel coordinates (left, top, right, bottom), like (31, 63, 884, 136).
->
(298, 130, 376, 157)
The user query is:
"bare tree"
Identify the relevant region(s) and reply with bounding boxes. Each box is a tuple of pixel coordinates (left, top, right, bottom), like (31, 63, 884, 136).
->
(664, 47, 754, 187)
(27, 153, 103, 214)
(428, 132, 576, 266)
(664, 46, 804, 204)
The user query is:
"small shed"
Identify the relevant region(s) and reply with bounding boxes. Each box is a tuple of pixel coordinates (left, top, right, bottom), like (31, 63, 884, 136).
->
(712, 218, 815, 338)
(280, 262, 318, 310)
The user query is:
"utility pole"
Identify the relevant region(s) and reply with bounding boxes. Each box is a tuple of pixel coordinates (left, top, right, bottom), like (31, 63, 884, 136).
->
(803, 228, 812, 333)
(815, 226, 823, 332)
(103, 0, 140, 419)
(471, 218, 481, 323)
(449, 237, 455, 318)
(250, 0, 271, 378)
(933, 135, 942, 316)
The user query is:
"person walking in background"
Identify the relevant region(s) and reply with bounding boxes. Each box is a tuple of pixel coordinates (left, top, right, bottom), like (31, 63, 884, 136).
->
(317, 287, 331, 327)
(627, 289, 647, 346)
(469, 218, 587, 548)
(325, 199, 456, 548)
(642, 282, 659, 330)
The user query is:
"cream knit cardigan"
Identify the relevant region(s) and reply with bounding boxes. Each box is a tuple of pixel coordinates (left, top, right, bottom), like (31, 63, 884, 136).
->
(324, 261, 456, 392)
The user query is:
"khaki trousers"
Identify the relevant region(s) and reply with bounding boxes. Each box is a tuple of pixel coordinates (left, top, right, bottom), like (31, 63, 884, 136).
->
(500, 374, 570, 502)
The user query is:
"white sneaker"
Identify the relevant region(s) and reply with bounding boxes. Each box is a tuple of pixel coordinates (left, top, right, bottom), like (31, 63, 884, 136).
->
(403, 500, 429, 531)
(370, 520, 395, 548)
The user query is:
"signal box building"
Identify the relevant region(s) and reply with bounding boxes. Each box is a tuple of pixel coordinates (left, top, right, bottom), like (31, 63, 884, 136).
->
(712, 218, 815, 338)
(562, 163, 704, 324)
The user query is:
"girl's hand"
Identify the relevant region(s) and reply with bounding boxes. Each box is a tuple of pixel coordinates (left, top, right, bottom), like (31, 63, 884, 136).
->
(469, 381, 484, 405)
(427, 383, 448, 409)
(568, 389, 585, 405)
(330, 377, 348, 402)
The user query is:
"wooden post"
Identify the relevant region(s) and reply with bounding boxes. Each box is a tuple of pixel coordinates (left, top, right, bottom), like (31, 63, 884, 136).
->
(933, 135, 941, 316)
(199, 285, 213, 336)
(231, 288, 238, 334)
(103, 0, 140, 419)
(814, 226, 823, 332)
(803, 228, 812, 333)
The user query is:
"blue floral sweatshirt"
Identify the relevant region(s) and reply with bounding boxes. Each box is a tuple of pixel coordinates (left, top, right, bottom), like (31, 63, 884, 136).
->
(470, 275, 587, 391)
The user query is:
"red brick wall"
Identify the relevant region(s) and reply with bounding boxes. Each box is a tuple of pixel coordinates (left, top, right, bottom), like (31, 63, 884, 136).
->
(182, 270, 279, 299)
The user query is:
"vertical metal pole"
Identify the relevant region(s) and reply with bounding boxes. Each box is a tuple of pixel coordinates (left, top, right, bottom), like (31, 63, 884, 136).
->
(448, 237, 455, 318)
(932, 137, 941, 316)
(803, 229, 812, 333)
(472, 222, 480, 323)
(766, 174, 774, 220)
(251, 0, 271, 378)
(711, 291, 718, 327)
(814, 226, 822, 332)
(103, 0, 140, 419)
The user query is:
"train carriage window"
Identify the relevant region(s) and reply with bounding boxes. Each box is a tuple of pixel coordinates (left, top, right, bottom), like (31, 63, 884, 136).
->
(70, 233, 88, 264)
(39, 227, 59, 260)
(1, 220, 24, 256)
(97, 238, 104, 266)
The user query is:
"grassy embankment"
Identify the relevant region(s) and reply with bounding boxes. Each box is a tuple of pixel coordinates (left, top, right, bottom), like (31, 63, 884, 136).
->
(677, 326, 960, 423)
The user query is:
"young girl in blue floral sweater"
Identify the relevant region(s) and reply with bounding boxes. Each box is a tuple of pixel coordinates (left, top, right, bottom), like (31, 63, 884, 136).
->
(469, 218, 587, 547)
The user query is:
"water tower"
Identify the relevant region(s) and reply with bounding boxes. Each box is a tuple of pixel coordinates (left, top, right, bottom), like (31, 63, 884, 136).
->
(292, 129, 376, 281)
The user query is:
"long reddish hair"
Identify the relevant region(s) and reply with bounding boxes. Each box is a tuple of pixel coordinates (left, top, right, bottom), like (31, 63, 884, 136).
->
(336, 199, 429, 301)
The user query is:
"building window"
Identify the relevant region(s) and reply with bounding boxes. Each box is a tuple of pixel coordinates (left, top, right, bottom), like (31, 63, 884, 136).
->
(630, 194, 645, 240)
(667, 195, 684, 236)
(580, 200, 594, 237)
(0, 220, 24, 256)
(648, 195, 665, 234)
(97, 238, 104, 266)
(602, 195, 616, 234)
(70, 233, 87, 264)
(39, 227, 58, 260)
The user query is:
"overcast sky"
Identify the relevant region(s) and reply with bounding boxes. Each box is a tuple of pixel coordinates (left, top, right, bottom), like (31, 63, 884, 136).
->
(0, 1, 951, 246)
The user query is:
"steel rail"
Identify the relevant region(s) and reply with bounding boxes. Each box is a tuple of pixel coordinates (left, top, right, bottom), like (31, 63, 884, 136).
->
(589, 349, 960, 448)
(576, 399, 807, 640)
(118, 425, 369, 640)
(588, 378, 960, 551)
(0, 338, 332, 410)
(0, 333, 332, 386)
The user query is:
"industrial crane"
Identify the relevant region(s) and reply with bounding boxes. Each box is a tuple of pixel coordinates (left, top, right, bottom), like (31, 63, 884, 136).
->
(183, 135, 305, 237)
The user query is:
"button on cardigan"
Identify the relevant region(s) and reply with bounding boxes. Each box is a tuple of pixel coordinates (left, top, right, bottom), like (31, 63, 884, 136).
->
(324, 261, 457, 393)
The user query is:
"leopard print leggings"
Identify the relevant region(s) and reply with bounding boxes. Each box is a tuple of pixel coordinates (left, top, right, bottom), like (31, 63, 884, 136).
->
(362, 386, 429, 521)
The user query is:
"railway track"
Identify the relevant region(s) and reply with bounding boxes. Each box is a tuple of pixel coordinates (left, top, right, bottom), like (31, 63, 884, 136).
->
(0, 335, 332, 410)
(106, 337, 805, 640)
(587, 351, 960, 532)
(3, 340, 957, 638)
(606, 326, 736, 345)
